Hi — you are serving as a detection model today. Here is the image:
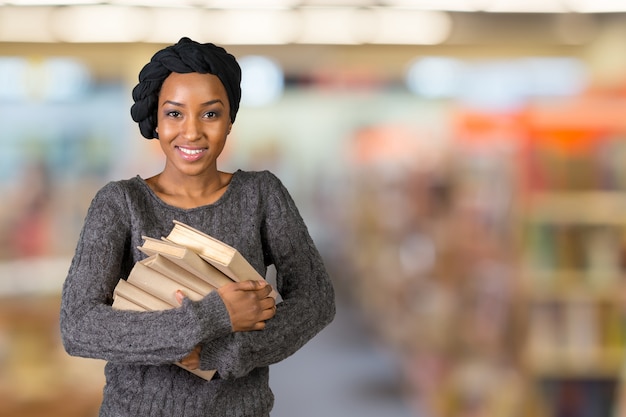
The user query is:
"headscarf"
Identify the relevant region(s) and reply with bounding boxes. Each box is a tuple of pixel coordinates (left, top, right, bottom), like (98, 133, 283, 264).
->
(130, 37, 242, 139)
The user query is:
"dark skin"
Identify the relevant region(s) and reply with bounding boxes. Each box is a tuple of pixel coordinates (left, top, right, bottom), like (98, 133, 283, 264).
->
(148, 72, 276, 370)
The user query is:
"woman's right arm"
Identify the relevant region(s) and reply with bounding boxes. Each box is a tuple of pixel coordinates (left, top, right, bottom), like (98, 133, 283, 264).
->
(59, 182, 233, 365)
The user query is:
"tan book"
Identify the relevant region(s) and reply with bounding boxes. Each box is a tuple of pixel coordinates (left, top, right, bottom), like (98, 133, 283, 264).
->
(174, 359, 217, 381)
(128, 259, 204, 306)
(111, 293, 145, 311)
(165, 220, 277, 299)
(113, 278, 173, 311)
(139, 236, 233, 288)
(142, 253, 217, 296)
(111, 282, 216, 381)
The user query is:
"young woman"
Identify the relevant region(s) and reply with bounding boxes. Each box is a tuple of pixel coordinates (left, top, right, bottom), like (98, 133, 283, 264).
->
(60, 37, 336, 417)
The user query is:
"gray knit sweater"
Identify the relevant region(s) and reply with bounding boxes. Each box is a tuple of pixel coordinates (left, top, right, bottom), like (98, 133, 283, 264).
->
(60, 170, 336, 417)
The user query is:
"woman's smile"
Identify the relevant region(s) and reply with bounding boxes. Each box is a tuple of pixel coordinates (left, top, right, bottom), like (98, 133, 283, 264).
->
(177, 145, 207, 161)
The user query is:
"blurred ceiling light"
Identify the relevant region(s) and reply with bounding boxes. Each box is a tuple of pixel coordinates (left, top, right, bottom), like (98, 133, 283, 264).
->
(380, 0, 483, 11)
(4, 0, 626, 12)
(484, 0, 568, 12)
(143, 8, 206, 43)
(370, 9, 451, 44)
(4, 0, 100, 4)
(3, 1, 625, 45)
(0, 57, 30, 101)
(239, 55, 284, 107)
(202, 0, 300, 8)
(39, 57, 92, 101)
(204, 9, 299, 44)
(405, 56, 463, 98)
(520, 57, 588, 96)
(0, 57, 90, 101)
(567, 0, 626, 12)
(297, 7, 373, 44)
(50, 5, 150, 42)
(456, 60, 529, 110)
(406, 56, 589, 108)
(300, 0, 377, 5)
(0, 6, 52, 42)
(106, 0, 198, 6)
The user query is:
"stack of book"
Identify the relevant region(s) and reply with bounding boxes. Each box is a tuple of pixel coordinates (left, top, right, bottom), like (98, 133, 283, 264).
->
(111, 220, 274, 380)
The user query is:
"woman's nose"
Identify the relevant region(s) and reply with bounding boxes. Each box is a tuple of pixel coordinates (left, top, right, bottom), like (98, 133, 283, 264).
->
(183, 118, 201, 140)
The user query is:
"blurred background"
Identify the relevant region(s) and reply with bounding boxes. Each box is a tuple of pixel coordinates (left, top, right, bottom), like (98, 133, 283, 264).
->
(2, 1, 626, 416)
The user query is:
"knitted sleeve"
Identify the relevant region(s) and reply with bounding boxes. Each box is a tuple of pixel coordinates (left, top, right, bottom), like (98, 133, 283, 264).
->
(59, 181, 232, 365)
(199, 172, 336, 378)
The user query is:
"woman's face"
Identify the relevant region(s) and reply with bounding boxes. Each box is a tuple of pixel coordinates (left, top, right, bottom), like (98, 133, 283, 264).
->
(156, 72, 232, 177)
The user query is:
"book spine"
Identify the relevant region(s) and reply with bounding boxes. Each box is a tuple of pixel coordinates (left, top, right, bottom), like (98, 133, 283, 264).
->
(143, 254, 217, 295)
(128, 262, 204, 306)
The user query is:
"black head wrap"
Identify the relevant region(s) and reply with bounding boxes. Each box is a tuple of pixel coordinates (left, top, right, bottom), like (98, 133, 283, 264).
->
(130, 37, 242, 139)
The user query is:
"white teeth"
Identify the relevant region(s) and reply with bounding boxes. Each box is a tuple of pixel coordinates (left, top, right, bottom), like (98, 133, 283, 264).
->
(179, 147, 204, 155)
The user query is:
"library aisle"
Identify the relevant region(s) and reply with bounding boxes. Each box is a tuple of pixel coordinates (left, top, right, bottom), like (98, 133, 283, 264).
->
(270, 298, 419, 417)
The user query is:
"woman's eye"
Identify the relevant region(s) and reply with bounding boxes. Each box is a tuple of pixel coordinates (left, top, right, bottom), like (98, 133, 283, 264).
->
(204, 111, 217, 119)
(166, 110, 181, 118)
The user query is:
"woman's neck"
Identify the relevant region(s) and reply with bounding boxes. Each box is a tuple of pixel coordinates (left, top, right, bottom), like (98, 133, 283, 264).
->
(145, 170, 233, 209)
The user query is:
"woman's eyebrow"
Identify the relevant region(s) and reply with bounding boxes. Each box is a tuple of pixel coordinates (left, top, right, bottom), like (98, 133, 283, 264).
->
(161, 99, 224, 107)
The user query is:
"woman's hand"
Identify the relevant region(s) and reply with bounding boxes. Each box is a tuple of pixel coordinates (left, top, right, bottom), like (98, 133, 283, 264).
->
(179, 345, 201, 370)
(173, 280, 276, 370)
(217, 280, 276, 332)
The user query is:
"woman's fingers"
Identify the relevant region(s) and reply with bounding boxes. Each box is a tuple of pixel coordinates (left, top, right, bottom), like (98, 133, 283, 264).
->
(217, 281, 277, 331)
(250, 306, 276, 331)
(235, 280, 273, 299)
(259, 295, 275, 309)
(180, 345, 201, 369)
(175, 289, 186, 305)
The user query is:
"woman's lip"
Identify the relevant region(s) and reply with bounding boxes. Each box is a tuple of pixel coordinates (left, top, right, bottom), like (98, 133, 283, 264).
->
(176, 146, 207, 161)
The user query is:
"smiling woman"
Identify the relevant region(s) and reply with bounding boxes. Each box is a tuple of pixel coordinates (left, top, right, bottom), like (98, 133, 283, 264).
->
(59, 37, 336, 417)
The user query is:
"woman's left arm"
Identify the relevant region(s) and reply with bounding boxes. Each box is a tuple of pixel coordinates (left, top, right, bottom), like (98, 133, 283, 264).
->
(199, 174, 336, 378)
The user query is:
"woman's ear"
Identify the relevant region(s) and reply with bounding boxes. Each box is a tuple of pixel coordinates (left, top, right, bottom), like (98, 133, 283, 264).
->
(227, 123, 232, 135)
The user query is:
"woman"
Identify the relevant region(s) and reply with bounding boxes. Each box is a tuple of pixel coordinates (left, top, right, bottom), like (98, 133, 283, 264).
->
(60, 37, 336, 417)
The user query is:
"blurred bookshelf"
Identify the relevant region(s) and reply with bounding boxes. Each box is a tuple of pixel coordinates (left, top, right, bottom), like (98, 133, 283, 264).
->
(519, 193, 626, 417)
(0, 295, 105, 417)
(517, 95, 626, 417)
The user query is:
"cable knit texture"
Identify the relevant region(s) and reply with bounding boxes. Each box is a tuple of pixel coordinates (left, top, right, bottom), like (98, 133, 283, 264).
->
(60, 170, 336, 417)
